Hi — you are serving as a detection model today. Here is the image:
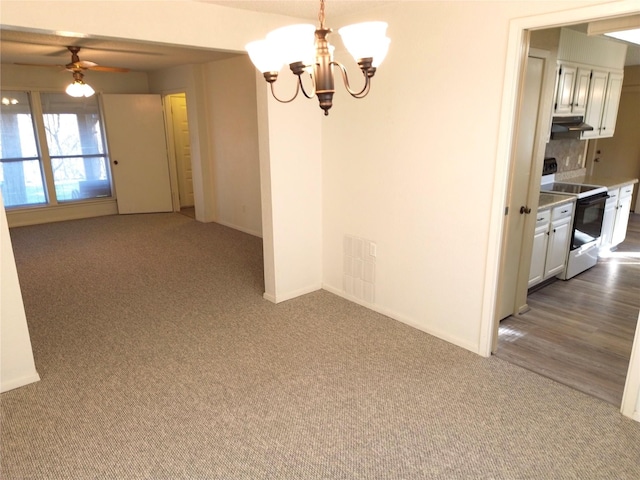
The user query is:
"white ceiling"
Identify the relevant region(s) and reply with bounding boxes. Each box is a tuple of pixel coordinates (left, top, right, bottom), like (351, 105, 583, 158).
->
(0, 1, 638, 74)
(197, 0, 393, 20)
(0, 1, 392, 73)
(0, 29, 239, 73)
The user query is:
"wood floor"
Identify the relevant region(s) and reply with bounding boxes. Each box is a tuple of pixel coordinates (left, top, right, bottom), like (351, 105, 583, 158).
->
(496, 212, 640, 406)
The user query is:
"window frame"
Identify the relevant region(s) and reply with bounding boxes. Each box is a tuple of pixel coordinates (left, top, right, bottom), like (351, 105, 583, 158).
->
(1, 89, 114, 210)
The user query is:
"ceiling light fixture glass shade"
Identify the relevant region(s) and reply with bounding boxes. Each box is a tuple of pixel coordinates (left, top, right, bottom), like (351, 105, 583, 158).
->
(245, 40, 284, 75)
(65, 71, 95, 98)
(338, 21, 390, 64)
(267, 24, 317, 66)
(245, 0, 390, 115)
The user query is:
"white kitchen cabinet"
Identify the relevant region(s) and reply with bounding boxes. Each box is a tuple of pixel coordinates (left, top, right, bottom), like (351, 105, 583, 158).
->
(610, 183, 635, 248)
(554, 63, 591, 115)
(528, 202, 574, 288)
(582, 70, 624, 139)
(545, 203, 573, 278)
(599, 72, 623, 138)
(582, 70, 607, 139)
(599, 187, 619, 252)
(529, 209, 550, 288)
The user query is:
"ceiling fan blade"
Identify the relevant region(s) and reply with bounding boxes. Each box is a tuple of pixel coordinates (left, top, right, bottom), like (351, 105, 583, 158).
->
(76, 60, 98, 68)
(87, 65, 130, 73)
(14, 62, 65, 68)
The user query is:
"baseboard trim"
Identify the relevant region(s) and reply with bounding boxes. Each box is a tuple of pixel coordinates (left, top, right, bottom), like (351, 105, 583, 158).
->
(263, 284, 322, 304)
(323, 284, 479, 354)
(213, 219, 262, 238)
(1, 372, 40, 393)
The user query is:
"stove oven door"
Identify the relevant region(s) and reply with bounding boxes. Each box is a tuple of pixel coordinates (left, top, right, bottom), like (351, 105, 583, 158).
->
(571, 193, 608, 250)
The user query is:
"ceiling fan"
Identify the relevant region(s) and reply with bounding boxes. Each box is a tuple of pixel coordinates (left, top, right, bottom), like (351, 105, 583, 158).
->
(17, 46, 130, 73)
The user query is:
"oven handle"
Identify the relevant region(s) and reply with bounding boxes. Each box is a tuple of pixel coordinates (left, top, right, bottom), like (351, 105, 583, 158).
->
(578, 194, 609, 206)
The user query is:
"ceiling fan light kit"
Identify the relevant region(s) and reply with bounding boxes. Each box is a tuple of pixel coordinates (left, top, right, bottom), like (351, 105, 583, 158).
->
(65, 71, 95, 98)
(245, 0, 390, 115)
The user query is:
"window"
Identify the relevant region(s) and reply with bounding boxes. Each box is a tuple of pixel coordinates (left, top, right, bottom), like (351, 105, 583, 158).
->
(41, 93, 111, 202)
(0, 91, 47, 207)
(0, 90, 112, 209)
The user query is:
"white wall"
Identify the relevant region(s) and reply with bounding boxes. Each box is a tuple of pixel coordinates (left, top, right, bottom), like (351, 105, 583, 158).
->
(256, 73, 323, 302)
(149, 57, 263, 236)
(0, 192, 40, 392)
(322, 1, 561, 351)
(206, 55, 262, 236)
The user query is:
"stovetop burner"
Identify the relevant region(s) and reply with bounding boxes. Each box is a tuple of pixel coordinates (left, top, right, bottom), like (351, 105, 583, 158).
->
(540, 182, 607, 199)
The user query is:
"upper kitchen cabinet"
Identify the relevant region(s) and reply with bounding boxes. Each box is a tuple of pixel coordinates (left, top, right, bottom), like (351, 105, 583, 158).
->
(554, 64, 591, 115)
(552, 28, 627, 138)
(582, 71, 624, 139)
(599, 72, 624, 138)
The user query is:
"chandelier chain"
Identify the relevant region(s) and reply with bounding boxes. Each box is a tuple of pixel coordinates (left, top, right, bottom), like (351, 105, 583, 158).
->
(318, 0, 326, 29)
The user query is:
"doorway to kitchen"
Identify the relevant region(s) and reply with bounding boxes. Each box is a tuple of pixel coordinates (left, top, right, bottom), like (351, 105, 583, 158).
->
(493, 19, 640, 407)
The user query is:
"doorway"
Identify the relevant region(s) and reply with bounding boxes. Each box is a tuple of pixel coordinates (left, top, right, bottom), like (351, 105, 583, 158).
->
(493, 18, 640, 408)
(164, 93, 195, 217)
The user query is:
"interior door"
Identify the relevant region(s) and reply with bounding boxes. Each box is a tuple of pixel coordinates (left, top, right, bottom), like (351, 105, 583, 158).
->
(102, 94, 173, 214)
(496, 54, 546, 322)
(169, 94, 194, 208)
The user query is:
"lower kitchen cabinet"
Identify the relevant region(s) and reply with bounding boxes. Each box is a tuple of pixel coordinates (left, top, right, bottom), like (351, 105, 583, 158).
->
(529, 209, 550, 287)
(529, 202, 574, 288)
(545, 204, 573, 277)
(599, 188, 619, 250)
(610, 183, 634, 247)
(600, 183, 636, 251)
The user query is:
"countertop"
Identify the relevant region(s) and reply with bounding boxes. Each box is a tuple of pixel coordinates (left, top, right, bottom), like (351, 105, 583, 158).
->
(538, 173, 638, 211)
(538, 193, 576, 210)
(565, 174, 639, 191)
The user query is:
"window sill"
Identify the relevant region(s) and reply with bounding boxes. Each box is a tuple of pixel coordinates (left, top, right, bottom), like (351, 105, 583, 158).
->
(6, 198, 118, 228)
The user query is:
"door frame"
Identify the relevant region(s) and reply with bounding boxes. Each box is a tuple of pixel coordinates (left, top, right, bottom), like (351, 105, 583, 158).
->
(479, 1, 640, 419)
(162, 90, 190, 213)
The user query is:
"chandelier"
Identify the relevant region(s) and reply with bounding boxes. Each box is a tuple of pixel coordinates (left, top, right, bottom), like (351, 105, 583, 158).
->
(245, 0, 390, 116)
(66, 71, 95, 98)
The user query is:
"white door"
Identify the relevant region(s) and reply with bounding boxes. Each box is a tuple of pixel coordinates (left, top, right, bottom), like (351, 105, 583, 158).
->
(496, 54, 546, 321)
(169, 94, 194, 207)
(102, 94, 173, 214)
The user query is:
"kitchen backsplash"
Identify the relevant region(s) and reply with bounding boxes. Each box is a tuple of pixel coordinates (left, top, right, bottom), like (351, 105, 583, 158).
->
(544, 138, 586, 173)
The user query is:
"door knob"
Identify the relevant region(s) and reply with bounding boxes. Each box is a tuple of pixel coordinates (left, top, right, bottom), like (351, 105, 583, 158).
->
(113, 160, 119, 165)
(520, 206, 532, 214)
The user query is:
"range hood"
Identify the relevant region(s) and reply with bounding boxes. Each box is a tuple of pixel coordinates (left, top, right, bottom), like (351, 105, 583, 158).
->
(550, 116, 594, 139)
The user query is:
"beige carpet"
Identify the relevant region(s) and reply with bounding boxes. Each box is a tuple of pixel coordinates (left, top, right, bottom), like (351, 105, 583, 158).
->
(2, 213, 639, 479)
